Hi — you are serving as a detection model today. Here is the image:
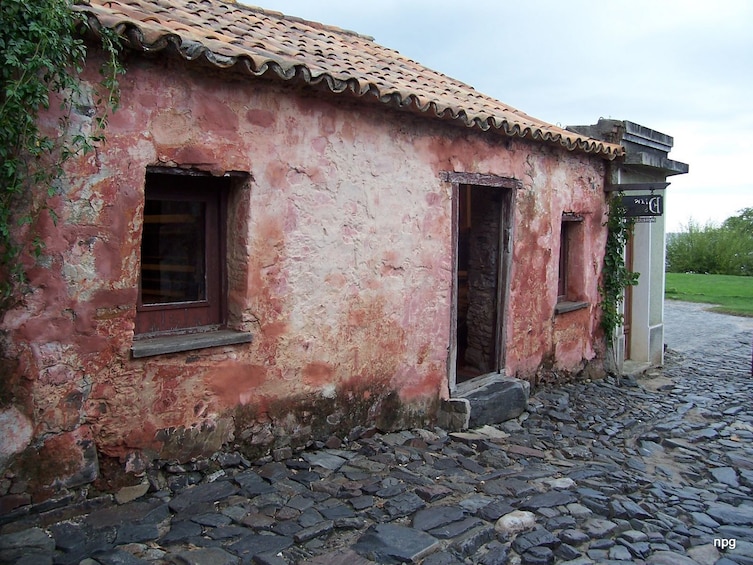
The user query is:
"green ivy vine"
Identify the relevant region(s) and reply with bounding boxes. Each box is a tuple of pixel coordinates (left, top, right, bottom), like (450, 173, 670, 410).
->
(600, 192, 639, 341)
(0, 0, 123, 309)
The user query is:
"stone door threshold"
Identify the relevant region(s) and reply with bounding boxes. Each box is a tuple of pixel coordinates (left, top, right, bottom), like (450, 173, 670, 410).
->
(442, 373, 530, 431)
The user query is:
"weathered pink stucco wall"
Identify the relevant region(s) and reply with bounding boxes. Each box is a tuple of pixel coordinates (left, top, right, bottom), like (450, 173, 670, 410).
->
(0, 55, 609, 495)
(507, 155, 608, 377)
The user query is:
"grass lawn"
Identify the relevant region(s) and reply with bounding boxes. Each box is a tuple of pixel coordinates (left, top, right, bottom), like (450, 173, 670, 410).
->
(665, 272, 753, 317)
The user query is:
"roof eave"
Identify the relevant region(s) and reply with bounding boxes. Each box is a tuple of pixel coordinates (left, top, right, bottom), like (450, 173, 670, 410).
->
(76, 6, 624, 161)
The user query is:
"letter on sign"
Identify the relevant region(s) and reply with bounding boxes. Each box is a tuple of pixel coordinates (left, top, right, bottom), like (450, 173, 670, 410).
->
(621, 195, 663, 217)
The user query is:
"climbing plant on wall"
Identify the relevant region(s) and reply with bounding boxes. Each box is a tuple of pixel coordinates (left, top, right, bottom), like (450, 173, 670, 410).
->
(0, 0, 123, 309)
(600, 193, 639, 342)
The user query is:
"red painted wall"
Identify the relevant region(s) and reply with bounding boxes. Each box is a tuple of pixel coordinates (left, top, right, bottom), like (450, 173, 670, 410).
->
(0, 54, 608, 495)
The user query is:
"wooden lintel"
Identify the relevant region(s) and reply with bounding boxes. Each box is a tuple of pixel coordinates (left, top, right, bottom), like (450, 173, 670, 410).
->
(440, 171, 523, 190)
(605, 182, 670, 192)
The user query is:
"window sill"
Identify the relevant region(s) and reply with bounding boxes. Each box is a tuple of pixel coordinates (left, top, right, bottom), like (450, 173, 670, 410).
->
(554, 301, 589, 315)
(131, 329, 252, 358)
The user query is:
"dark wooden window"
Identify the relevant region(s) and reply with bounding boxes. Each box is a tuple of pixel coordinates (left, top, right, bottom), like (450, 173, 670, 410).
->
(136, 171, 228, 335)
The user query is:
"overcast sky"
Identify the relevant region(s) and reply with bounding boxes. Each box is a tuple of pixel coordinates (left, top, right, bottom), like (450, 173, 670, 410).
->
(254, 0, 751, 232)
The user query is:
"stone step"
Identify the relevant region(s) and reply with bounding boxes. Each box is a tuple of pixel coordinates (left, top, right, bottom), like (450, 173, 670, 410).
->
(440, 375, 529, 430)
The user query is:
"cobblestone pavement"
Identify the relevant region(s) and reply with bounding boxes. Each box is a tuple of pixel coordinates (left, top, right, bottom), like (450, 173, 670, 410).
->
(2, 301, 753, 565)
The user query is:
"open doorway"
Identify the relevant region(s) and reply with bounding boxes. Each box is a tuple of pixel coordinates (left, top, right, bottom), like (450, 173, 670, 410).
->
(453, 181, 515, 386)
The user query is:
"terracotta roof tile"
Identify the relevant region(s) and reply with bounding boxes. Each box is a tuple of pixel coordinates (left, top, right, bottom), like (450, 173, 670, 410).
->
(75, 0, 623, 159)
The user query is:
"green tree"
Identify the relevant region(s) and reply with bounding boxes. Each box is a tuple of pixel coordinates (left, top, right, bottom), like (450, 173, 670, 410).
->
(723, 208, 753, 275)
(0, 0, 122, 307)
(722, 207, 753, 233)
(667, 209, 753, 276)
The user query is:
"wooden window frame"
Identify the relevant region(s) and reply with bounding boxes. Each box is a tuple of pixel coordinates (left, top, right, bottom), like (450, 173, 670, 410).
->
(135, 170, 228, 336)
(557, 221, 571, 302)
(555, 213, 589, 314)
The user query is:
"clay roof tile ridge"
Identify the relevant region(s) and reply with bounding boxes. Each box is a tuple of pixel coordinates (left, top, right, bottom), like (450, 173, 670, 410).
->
(77, 0, 624, 159)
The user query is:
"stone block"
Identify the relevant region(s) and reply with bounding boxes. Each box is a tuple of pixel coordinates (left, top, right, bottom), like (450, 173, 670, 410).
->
(227, 533, 293, 560)
(428, 517, 483, 539)
(451, 524, 495, 557)
(354, 524, 440, 563)
(0, 407, 33, 471)
(437, 398, 470, 431)
(177, 547, 240, 565)
(455, 377, 529, 428)
(18, 427, 100, 495)
(114, 481, 150, 504)
(495, 510, 536, 536)
(511, 527, 560, 554)
(520, 490, 577, 511)
(168, 480, 239, 513)
(413, 506, 465, 531)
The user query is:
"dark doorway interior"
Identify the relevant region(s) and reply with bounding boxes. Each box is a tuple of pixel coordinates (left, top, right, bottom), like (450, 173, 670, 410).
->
(456, 184, 503, 382)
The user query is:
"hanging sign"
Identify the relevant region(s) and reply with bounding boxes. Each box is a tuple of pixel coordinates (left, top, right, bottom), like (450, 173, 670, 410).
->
(621, 195, 663, 217)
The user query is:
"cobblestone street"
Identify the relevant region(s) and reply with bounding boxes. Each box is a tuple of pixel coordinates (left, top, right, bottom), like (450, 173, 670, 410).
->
(1, 301, 752, 565)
